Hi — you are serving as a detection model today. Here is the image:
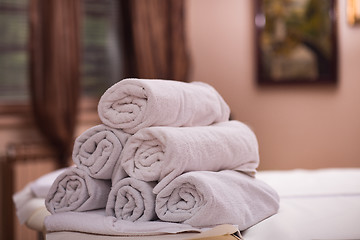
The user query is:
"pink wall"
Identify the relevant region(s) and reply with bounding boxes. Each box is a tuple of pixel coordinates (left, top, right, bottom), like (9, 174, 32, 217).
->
(187, 0, 360, 170)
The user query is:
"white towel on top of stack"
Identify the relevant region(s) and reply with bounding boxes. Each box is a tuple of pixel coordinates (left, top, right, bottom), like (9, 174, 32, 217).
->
(97, 78, 230, 134)
(115, 120, 259, 193)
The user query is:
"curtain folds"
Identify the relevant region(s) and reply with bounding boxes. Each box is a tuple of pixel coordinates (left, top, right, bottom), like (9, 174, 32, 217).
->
(28, 0, 188, 166)
(29, 0, 82, 167)
(120, 0, 190, 82)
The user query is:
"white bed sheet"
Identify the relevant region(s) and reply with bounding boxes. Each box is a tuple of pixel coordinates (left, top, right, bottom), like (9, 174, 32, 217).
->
(14, 168, 360, 240)
(244, 168, 360, 240)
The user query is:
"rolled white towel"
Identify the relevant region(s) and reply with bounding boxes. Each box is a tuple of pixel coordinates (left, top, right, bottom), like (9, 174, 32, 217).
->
(117, 120, 259, 193)
(97, 78, 230, 134)
(106, 178, 157, 222)
(72, 124, 130, 179)
(155, 170, 280, 230)
(45, 167, 111, 214)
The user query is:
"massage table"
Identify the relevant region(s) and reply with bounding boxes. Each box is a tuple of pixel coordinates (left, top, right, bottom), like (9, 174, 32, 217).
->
(14, 168, 360, 240)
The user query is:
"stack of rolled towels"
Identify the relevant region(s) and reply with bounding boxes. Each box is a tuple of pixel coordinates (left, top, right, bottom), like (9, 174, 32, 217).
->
(45, 78, 280, 230)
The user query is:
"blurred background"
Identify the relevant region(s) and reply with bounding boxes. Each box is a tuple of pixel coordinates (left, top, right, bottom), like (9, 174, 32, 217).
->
(0, 0, 360, 239)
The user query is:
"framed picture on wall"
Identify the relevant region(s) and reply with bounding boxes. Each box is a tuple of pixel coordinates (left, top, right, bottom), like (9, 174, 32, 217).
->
(254, 0, 338, 84)
(347, 0, 360, 26)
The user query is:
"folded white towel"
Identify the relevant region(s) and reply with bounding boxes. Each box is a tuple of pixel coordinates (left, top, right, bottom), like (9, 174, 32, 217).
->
(72, 124, 130, 179)
(97, 78, 230, 134)
(44, 209, 212, 236)
(118, 120, 259, 193)
(106, 178, 157, 222)
(45, 167, 111, 214)
(155, 170, 280, 230)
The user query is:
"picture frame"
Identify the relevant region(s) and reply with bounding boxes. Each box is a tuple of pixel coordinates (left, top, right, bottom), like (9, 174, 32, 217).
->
(347, 0, 360, 26)
(254, 0, 338, 84)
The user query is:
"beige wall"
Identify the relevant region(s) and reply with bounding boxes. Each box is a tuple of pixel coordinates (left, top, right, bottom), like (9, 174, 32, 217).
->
(187, 0, 360, 170)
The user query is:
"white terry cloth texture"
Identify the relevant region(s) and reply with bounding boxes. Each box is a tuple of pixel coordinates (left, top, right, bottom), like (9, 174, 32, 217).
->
(72, 124, 131, 179)
(45, 167, 111, 214)
(44, 209, 213, 236)
(97, 78, 230, 134)
(155, 170, 280, 230)
(106, 178, 157, 222)
(117, 120, 259, 193)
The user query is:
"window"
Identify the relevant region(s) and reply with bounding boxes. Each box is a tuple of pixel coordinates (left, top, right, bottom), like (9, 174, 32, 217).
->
(0, 0, 121, 102)
(82, 0, 122, 97)
(0, 0, 28, 102)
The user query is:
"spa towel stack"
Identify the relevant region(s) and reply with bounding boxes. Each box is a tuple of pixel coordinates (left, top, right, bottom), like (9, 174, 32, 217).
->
(45, 78, 279, 231)
(97, 78, 230, 134)
(45, 78, 230, 218)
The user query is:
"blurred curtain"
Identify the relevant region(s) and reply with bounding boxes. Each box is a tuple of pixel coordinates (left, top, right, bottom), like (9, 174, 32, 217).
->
(120, 0, 190, 81)
(29, 0, 82, 167)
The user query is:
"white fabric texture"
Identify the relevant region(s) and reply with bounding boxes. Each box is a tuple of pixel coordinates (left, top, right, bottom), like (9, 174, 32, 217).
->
(106, 178, 157, 222)
(118, 120, 259, 193)
(155, 170, 280, 230)
(45, 167, 111, 214)
(256, 168, 360, 197)
(31, 168, 66, 198)
(44, 209, 211, 236)
(13, 184, 47, 224)
(45, 225, 240, 240)
(97, 78, 230, 134)
(243, 168, 360, 240)
(72, 124, 130, 179)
